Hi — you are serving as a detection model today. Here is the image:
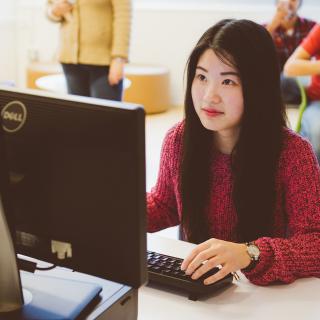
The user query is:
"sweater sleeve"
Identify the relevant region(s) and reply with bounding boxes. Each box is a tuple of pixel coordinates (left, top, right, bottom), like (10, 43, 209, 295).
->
(147, 124, 182, 232)
(243, 136, 320, 285)
(110, 0, 131, 60)
(301, 24, 320, 56)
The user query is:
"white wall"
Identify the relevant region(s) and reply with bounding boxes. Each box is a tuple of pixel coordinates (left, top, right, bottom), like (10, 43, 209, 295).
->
(3, 1, 320, 106)
(15, 1, 60, 86)
(0, 2, 17, 84)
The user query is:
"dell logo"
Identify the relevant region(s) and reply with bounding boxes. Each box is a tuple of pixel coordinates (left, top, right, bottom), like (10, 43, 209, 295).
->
(3, 111, 23, 122)
(1, 101, 27, 133)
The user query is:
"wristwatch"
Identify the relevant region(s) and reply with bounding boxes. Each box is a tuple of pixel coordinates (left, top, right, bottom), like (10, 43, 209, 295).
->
(243, 242, 260, 271)
(245, 242, 260, 261)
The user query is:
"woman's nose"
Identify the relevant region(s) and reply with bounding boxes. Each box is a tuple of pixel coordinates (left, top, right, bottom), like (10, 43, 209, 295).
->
(203, 84, 221, 104)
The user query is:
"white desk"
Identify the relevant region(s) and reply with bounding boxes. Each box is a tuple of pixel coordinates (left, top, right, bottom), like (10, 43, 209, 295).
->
(140, 234, 320, 320)
(18, 234, 320, 319)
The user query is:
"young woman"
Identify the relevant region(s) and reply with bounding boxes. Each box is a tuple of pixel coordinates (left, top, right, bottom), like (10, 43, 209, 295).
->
(147, 19, 320, 286)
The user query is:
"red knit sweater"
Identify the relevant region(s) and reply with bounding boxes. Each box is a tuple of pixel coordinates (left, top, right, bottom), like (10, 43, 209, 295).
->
(147, 121, 320, 285)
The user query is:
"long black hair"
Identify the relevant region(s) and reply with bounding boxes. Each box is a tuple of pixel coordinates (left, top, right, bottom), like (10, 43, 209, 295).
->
(180, 19, 287, 244)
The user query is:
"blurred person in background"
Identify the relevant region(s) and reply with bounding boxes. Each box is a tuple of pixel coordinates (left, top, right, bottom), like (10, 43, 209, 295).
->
(47, 0, 131, 101)
(284, 24, 320, 162)
(265, 0, 315, 104)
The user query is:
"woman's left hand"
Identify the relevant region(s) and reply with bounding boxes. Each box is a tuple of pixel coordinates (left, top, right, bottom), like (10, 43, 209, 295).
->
(180, 238, 251, 285)
(108, 58, 125, 85)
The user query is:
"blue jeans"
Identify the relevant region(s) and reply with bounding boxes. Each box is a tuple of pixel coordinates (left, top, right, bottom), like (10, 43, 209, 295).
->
(300, 100, 320, 162)
(280, 74, 301, 105)
(62, 63, 123, 101)
(280, 74, 311, 105)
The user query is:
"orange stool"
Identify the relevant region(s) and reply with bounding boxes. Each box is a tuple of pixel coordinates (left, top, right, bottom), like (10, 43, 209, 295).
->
(124, 65, 170, 114)
(26, 62, 62, 89)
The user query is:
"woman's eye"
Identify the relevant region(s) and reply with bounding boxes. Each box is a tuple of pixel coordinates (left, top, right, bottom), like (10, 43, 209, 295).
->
(222, 79, 236, 85)
(196, 74, 206, 81)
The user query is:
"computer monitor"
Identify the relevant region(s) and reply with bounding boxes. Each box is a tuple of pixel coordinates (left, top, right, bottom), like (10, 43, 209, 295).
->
(0, 87, 147, 290)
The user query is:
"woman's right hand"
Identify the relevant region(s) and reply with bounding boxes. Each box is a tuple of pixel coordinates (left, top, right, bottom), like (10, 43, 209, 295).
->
(51, 0, 73, 18)
(267, 1, 289, 33)
(273, 1, 290, 25)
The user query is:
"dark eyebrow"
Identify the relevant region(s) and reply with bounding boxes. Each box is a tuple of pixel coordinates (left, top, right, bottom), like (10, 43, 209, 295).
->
(196, 67, 239, 77)
(220, 71, 239, 76)
(196, 66, 207, 72)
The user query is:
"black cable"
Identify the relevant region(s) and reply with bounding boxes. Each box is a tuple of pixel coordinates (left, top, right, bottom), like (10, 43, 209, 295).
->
(35, 264, 57, 271)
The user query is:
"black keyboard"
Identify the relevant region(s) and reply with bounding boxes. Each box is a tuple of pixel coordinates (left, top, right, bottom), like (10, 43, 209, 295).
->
(147, 250, 234, 301)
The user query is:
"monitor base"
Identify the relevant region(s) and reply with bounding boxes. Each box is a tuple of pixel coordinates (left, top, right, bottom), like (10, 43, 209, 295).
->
(71, 270, 138, 320)
(1, 270, 139, 320)
(0, 271, 102, 320)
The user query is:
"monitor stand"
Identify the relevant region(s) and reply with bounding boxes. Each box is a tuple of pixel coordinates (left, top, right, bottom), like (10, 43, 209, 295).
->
(12, 271, 102, 319)
(0, 197, 24, 313)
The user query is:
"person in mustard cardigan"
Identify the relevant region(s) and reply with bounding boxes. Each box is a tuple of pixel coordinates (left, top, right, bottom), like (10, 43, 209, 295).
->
(47, 0, 131, 101)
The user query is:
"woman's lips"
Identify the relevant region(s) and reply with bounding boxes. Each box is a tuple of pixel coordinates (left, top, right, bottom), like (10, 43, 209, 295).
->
(202, 107, 224, 117)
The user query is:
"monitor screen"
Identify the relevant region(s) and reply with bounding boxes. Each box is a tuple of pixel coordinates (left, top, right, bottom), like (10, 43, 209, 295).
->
(0, 86, 147, 289)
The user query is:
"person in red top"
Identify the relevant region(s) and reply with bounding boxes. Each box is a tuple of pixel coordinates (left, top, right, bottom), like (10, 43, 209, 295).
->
(266, 0, 315, 70)
(265, 0, 315, 104)
(147, 19, 320, 286)
(284, 24, 320, 162)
